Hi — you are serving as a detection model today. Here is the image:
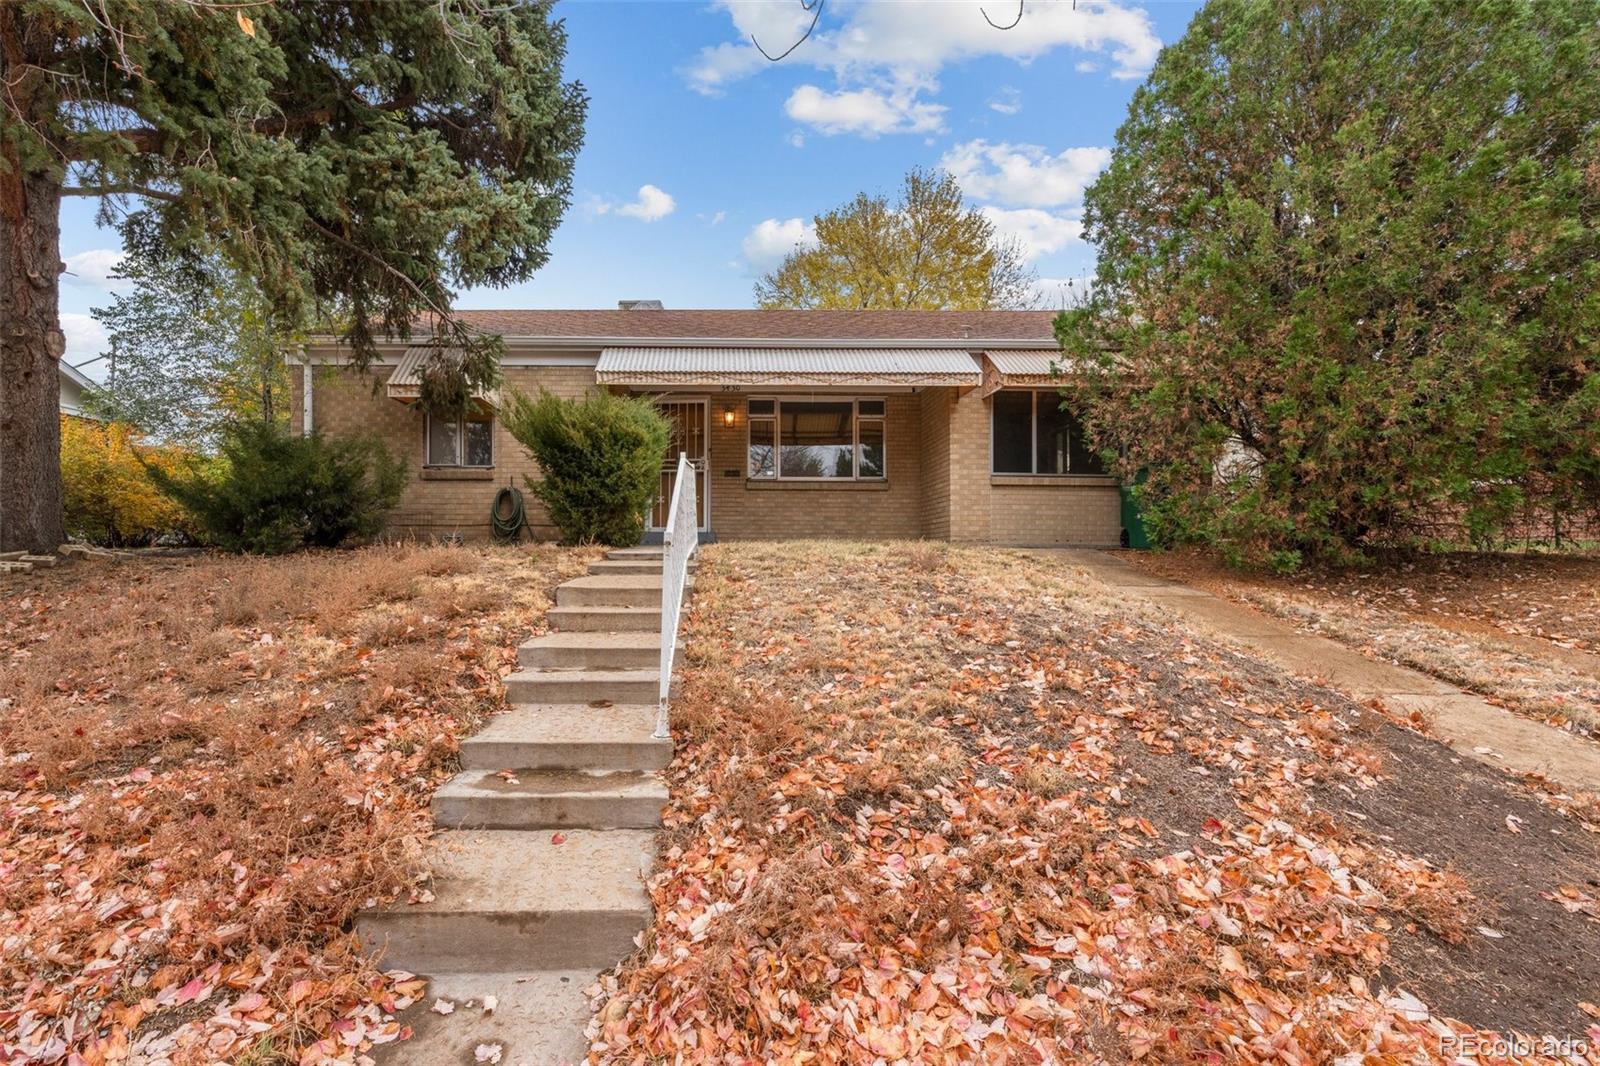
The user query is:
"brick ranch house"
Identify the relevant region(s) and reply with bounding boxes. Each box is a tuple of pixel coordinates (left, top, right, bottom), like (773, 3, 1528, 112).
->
(290, 305, 1130, 546)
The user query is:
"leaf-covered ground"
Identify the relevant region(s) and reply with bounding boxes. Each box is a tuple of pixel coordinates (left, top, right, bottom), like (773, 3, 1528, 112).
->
(591, 542, 1600, 1064)
(0, 544, 596, 1066)
(1127, 550, 1600, 742)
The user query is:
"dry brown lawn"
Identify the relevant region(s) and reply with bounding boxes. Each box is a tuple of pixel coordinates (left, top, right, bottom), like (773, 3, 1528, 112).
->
(0, 543, 596, 1065)
(1127, 550, 1600, 741)
(590, 542, 1600, 1065)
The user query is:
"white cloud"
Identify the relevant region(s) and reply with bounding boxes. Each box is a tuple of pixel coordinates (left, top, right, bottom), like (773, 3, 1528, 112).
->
(1075, 59, 1101, 73)
(741, 217, 818, 271)
(940, 139, 1111, 208)
(786, 130, 806, 149)
(981, 206, 1083, 261)
(60, 313, 109, 367)
(62, 248, 126, 290)
(595, 184, 676, 222)
(688, 1, 1161, 100)
(988, 86, 1022, 115)
(784, 84, 946, 137)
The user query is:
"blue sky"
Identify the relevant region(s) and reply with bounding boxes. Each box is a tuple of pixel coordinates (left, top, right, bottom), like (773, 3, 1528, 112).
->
(58, 0, 1202, 378)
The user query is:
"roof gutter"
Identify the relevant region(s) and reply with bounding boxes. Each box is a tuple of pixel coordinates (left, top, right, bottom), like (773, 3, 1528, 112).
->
(300, 333, 1062, 351)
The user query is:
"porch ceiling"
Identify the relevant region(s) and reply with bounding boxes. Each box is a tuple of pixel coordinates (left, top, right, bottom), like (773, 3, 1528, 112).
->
(595, 347, 982, 387)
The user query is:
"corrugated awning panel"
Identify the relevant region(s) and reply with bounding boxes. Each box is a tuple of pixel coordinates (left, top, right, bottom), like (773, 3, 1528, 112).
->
(595, 347, 981, 385)
(384, 346, 431, 398)
(985, 349, 1067, 379)
(385, 346, 498, 406)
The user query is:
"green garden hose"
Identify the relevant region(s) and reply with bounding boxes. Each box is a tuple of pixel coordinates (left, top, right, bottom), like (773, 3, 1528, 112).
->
(491, 486, 526, 542)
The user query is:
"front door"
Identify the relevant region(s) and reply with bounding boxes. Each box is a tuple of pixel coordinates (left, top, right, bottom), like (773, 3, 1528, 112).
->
(648, 397, 709, 533)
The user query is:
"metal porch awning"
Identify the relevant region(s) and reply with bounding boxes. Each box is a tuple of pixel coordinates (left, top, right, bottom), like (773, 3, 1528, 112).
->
(385, 346, 499, 405)
(979, 349, 1082, 396)
(595, 347, 982, 387)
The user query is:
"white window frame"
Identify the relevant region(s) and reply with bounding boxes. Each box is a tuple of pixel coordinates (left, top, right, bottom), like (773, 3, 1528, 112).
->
(424, 410, 495, 468)
(746, 396, 887, 481)
(990, 389, 1103, 476)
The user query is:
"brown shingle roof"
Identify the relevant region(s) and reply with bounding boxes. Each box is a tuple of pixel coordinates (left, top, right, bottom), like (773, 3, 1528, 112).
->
(439, 309, 1058, 342)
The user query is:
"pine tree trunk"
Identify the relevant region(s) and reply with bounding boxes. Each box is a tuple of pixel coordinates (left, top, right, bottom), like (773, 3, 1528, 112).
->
(0, 162, 67, 553)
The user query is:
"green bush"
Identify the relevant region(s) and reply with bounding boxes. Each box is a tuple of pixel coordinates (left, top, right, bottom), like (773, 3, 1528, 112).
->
(502, 389, 670, 545)
(148, 421, 405, 554)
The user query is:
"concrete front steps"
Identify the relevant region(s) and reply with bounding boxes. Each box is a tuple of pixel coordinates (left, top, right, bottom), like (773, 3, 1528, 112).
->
(462, 703, 670, 771)
(359, 546, 684, 1065)
(589, 558, 690, 576)
(434, 768, 667, 829)
(359, 829, 656, 973)
(505, 667, 658, 705)
(519, 631, 661, 670)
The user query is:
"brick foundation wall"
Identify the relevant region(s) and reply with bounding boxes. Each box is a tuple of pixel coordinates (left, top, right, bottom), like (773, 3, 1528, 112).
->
(305, 364, 595, 542)
(986, 478, 1122, 547)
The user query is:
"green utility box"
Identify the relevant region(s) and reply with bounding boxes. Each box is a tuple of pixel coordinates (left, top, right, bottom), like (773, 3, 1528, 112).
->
(1119, 476, 1151, 550)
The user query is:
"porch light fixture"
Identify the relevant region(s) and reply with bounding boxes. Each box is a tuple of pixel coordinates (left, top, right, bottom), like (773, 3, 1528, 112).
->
(723, 407, 736, 427)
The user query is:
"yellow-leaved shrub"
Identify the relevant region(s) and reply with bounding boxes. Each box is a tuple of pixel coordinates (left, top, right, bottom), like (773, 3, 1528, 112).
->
(60, 417, 193, 546)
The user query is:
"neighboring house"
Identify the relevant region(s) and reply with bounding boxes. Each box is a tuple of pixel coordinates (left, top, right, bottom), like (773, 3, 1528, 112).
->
(291, 305, 1125, 546)
(59, 360, 97, 419)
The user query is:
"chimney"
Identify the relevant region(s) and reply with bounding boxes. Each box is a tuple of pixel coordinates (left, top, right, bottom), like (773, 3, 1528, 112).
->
(618, 299, 664, 311)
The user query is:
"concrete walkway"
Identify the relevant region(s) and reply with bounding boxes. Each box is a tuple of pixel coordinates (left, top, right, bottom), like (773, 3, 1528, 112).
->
(1056, 550, 1600, 794)
(357, 547, 687, 1065)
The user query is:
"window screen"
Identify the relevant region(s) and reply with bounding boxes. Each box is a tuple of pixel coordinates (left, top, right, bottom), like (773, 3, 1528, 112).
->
(427, 416, 461, 466)
(427, 413, 493, 467)
(463, 415, 493, 467)
(1035, 394, 1073, 475)
(991, 391, 1104, 475)
(992, 391, 1034, 474)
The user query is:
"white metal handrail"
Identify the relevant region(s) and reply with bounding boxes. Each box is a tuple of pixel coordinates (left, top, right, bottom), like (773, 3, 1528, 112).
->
(655, 452, 698, 739)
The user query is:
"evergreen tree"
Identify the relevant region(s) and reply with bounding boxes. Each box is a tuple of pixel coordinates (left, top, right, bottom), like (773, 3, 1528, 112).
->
(0, 1, 586, 550)
(1060, 0, 1600, 567)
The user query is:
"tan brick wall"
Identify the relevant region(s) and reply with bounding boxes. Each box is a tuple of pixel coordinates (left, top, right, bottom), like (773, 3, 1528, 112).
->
(941, 388, 1121, 547)
(702, 393, 924, 540)
(946, 387, 992, 544)
(987, 480, 1122, 546)
(303, 365, 1121, 546)
(918, 388, 952, 540)
(307, 364, 595, 541)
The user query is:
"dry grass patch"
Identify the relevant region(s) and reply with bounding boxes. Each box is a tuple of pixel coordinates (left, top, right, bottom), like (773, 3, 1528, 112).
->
(0, 542, 596, 1065)
(591, 541, 1600, 1064)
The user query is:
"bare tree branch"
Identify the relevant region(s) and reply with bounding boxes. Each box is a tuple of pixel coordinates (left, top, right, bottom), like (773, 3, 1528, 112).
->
(61, 182, 181, 202)
(304, 216, 460, 330)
